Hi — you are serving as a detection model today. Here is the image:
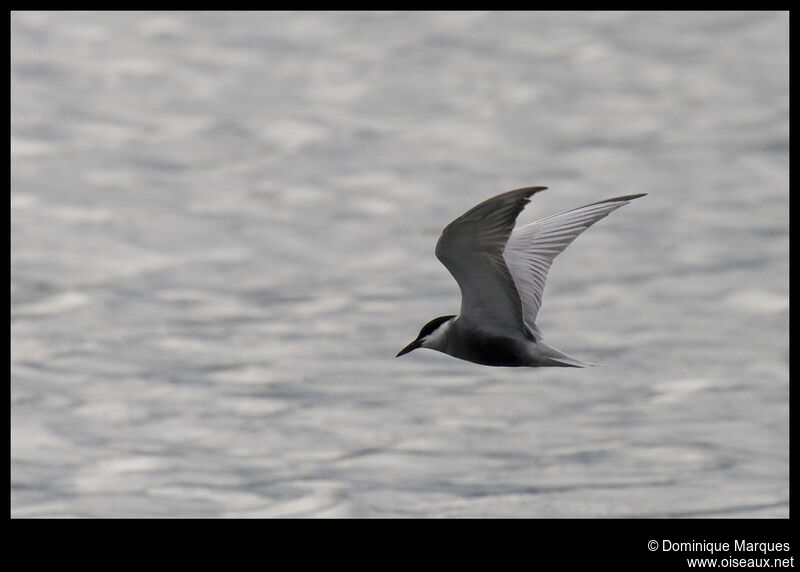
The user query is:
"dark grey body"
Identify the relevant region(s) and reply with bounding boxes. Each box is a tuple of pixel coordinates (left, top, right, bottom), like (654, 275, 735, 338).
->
(397, 313, 587, 367)
(442, 317, 583, 367)
(445, 327, 532, 367)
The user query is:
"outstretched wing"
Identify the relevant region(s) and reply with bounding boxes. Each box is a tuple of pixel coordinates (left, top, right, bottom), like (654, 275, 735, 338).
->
(435, 187, 547, 335)
(504, 193, 646, 336)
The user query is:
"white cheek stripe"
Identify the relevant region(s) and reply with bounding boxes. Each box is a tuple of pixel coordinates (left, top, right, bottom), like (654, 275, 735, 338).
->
(425, 318, 452, 347)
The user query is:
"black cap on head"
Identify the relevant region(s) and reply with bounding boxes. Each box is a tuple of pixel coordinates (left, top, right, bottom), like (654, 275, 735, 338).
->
(396, 315, 455, 358)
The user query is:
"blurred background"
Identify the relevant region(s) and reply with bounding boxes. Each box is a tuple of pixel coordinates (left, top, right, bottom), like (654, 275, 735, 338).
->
(11, 11, 788, 517)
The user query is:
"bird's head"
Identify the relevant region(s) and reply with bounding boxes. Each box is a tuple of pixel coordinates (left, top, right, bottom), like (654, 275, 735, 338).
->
(396, 315, 456, 357)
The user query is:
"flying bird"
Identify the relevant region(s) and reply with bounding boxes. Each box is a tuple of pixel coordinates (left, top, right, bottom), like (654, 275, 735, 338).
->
(396, 187, 645, 367)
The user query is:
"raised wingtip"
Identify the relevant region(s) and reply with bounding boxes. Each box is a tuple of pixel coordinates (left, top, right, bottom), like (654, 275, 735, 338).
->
(582, 193, 647, 208)
(607, 193, 647, 202)
(501, 186, 548, 205)
(616, 193, 647, 201)
(512, 185, 548, 195)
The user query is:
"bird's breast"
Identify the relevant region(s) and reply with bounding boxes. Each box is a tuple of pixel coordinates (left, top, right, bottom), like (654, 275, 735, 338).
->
(447, 326, 530, 367)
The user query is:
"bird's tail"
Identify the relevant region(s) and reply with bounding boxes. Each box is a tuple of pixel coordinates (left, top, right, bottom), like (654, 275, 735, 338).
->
(534, 343, 603, 368)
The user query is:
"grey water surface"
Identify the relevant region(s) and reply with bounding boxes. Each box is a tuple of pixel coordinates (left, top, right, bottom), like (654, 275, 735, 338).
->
(11, 11, 788, 517)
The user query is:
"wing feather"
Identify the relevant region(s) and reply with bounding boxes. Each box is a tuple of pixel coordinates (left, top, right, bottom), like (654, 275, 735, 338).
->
(435, 187, 547, 335)
(504, 193, 646, 335)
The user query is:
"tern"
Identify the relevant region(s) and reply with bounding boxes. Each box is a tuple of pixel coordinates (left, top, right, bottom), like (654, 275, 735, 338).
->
(396, 187, 645, 367)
